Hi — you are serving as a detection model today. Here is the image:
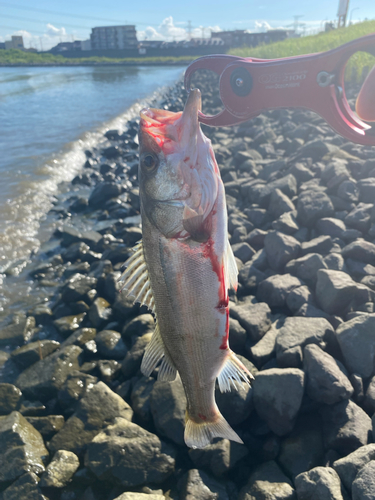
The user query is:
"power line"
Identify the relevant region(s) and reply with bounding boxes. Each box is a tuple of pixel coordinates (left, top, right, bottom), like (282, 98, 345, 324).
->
(1, 13, 91, 31)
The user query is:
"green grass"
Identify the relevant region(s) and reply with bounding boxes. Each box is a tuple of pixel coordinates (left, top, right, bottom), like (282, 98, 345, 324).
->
(230, 20, 375, 83)
(0, 49, 196, 66)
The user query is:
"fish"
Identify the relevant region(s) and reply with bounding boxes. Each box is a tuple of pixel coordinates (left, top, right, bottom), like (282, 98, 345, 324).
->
(119, 88, 254, 449)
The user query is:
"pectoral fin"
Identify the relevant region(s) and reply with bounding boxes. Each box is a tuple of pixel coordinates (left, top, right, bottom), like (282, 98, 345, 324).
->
(217, 351, 254, 393)
(141, 323, 177, 381)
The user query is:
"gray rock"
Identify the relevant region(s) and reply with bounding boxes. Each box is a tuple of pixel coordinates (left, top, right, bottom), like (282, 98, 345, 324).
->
(89, 181, 122, 207)
(320, 399, 372, 455)
(121, 333, 152, 378)
(88, 297, 112, 329)
(268, 188, 295, 219)
(333, 443, 375, 492)
(179, 468, 229, 500)
(297, 138, 338, 161)
(112, 494, 164, 500)
(295, 467, 347, 500)
(84, 417, 175, 487)
(303, 344, 353, 404)
(16, 345, 82, 401)
(48, 381, 133, 455)
(112, 293, 139, 322)
(247, 174, 297, 207)
(61, 274, 98, 303)
(276, 317, 334, 368)
(39, 450, 79, 488)
(0, 383, 22, 414)
(278, 415, 324, 479)
(286, 253, 327, 287)
(257, 274, 303, 308)
(272, 211, 299, 234)
(341, 240, 375, 265)
(301, 235, 334, 256)
(345, 204, 372, 232)
(11, 340, 60, 369)
(336, 315, 375, 378)
(352, 461, 375, 500)
(324, 253, 346, 271)
(58, 371, 98, 411)
(253, 368, 304, 436)
(25, 416, 65, 440)
(364, 376, 375, 414)
(337, 179, 359, 203)
(316, 269, 358, 315)
(231, 242, 255, 263)
(0, 315, 36, 346)
(286, 286, 313, 313)
(97, 359, 121, 382)
(316, 217, 346, 238)
(150, 378, 186, 446)
(189, 438, 248, 477)
(53, 313, 86, 337)
(250, 323, 279, 367)
(295, 303, 331, 319)
(264, 231, 300, 272)
(230, 301, 271, 341)
(238, 262, 266, 292)
(95, 330, 127, 359)
(228, 318, 247, 354)
(0, 412, 48, 483)
(62, 327, 96, 348)
(358, 178, 375, 203)
(297, 190, 334, 227)
(238, 460, 296, 500)
(131, 376, 155, 423)
(122, 313, 155, 340)
(0, 472, 47, 500)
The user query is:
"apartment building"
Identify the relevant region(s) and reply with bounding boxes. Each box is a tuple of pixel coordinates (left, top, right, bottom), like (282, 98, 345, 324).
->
(90, 25, 137, 50)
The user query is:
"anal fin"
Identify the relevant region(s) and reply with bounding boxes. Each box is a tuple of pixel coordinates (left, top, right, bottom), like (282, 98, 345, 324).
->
(217, 351, 254, 393)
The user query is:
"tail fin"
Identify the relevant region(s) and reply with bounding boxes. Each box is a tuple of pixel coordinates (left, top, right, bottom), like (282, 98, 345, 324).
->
(184, 412, 243, 449)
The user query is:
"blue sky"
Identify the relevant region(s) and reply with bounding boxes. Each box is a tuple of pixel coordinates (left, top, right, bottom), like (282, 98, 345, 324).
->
(1, 0, 374, 50)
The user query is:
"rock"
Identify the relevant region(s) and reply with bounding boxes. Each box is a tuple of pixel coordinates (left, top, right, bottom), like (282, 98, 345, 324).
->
(257, 274, 304, 308)
(230, 301, 271, 341)
(351, 461, 375, 500)
(112, 494, 164, 500)
(333, 443, 375, 492)
(130, 376, 155, 423)
(189, 439, 248, 477)
(316, 217, 347, 238)
(112, 293, 139, 322)
(278, 414, 324, 479)
(0, 472, 47, 500)
(122, 314, 155, 340)
(315, 269, 358, 315)
(295, 467, 347, 500)
(272, 211, 299, 234)
(301, 235, 334, 256)
(150, 378, 186, 446)
(253, 368, 304, 436)
(297, 138, 338, 161)
(276, 317, 334, 368)
(303, 344, 353, 404)
(341, 240, 375, 265)
(264, 231, 300, 272)
(95, 330, 127, 359)
(286, 253, 327, 287)
(286, 286, 313, 313)
(297, 190, 334, 227)
(48, 381, 133, 455)
(238, 460, 296, 500)
(247, 174, 297, 207)
(89, 182, 122, 207)
(97, 359, 121, 382)
(336, 315, 375, 378)
(358, 177, 375, 203)
(39, 450, 79, 488)
(121, 333, 152, 378)
(61, 275, 97, 303)
(179, 468, 229, 500)
(84, 417, 175, 487)
(238, 261, 266, 292)
(16, 345, 82, 401)
(231, 242, 255, 263)
(0, 383, 22, 414)
(268, 188, 295, 219)
(324, 253, 345, 271)
(228, 318, 247, 354)
(25, 416, 65, 440)
(0, 315, 36, 346)
(0, 412, 48, 482)
(53, 314, 86, 337)
(345, 204, 372, 233)
(364, 376, 375, 414)
(11, 340, 60, 369)
(337, 179, 359, 203)
(250, 323, 279, 367)
(320, 399, 372, 455)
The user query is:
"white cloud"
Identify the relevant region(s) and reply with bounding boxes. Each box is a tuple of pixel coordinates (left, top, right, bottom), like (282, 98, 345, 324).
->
(137, 16, 222, 41)
(46, 24, 67, 37)
(3, 24, 75, 51)
(254, 20, 272, 32)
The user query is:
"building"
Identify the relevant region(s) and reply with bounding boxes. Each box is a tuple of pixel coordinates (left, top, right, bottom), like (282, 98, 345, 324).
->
(211, 29, 291, 48)
(50, 41, 82, 53)
(81, 39, 91, 51)
(4, 35, 24, 50)
(0, 42, 5, 50)
(90, 25, 137, 50)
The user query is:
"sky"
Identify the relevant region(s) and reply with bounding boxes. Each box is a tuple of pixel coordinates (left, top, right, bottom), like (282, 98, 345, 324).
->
(0, 0, 374, 50)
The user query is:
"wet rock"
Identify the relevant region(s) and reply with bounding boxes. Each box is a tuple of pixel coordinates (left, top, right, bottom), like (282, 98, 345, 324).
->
(48, 381, 133, 455)
(121, 313, 155, 340)
(303, 344, 353, 404)
(189, 439, 248, 477)
(253, 368, 304, 436)
(276, 317, 333, 368)
(179, 468, 229, 500)
(320, 399, 372, 455)
(295, 467, 347, 500)
(112, 494, 164, 500)
(0, 411, 48, 482)
(150, 378, 186, 446)
(0, 471, 47, 500)
(333, 443, 375, 492)
(97, 359, 121, 382)
(61, 275, 97, 303)
(130, 376, 155, 423)
(121, 333, 152, 378)
(112, 293, 139, 322)
(16, 345, 82, 401)
(297, 190, 335, 227)
(257, 274, 303, 308)
(11, 340, 60, 369)
(25, 416, 65, 440)
(0, 383, 22, 414)
(95, 330, 127, 359)
(264, 231, 300, 272)
(286, 253, 327, 287)
(89, 182, 122, 208)
(88, 297, 112, 328)
(40, 450, 79, 488)
(230, 301, 271, 341)
(84, 417, 175, 487)
(238, 460, 296, 500)
(335, 315, 375, 378)
(53, 314, 86, 337)
(61, 241, 90, 263)
(351, 461, 375, 500)
(58, 371, 98, 412)
(0, 315, 36, 346)
(316, 269, 359, 315)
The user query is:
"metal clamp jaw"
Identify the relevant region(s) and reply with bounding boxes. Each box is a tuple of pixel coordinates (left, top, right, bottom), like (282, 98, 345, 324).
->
(184, 33, 375, 145)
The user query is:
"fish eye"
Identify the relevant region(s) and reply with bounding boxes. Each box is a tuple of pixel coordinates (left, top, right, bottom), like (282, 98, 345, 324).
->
(141, 153, 158, 172)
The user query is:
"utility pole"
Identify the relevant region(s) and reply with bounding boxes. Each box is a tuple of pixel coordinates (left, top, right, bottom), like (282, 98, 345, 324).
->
(187, 20, 192, 40)
(39, 37, 43, 52)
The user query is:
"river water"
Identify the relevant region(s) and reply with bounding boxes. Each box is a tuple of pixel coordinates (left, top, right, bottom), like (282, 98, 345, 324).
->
(0, 65, 184, 275)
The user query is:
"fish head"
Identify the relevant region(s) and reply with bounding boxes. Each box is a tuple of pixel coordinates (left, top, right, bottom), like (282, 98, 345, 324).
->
(138, 88, 219, 240)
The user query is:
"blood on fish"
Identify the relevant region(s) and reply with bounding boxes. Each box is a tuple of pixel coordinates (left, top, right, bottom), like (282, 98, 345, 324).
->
(198, 413, 207, 421)
(184, 156, 190, 162)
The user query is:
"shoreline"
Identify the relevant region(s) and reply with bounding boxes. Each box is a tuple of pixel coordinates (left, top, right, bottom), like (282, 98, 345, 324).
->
(0, 61, 191, 67)
(0, 72, 374, 498)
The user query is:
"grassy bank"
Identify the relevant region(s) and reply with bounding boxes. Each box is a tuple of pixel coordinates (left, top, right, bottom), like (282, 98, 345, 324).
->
(0, 49, 196, 66)
(230, 20, 375, 83)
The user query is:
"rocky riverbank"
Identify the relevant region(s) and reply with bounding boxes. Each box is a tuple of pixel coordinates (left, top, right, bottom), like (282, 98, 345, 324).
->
(0, 72, 375, 500)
